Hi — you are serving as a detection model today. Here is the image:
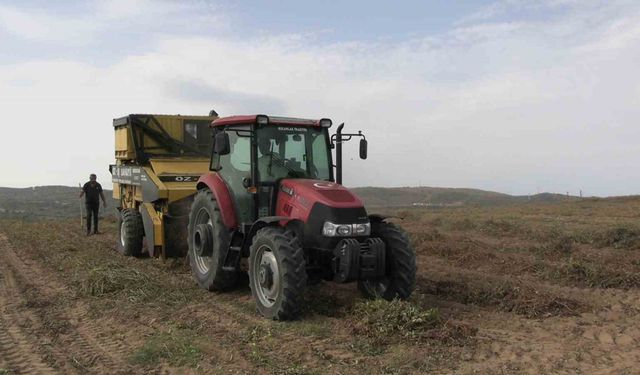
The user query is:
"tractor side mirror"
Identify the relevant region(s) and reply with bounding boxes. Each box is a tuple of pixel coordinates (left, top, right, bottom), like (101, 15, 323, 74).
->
(359, 138, 368, 160)
(214, 132, 230, 155)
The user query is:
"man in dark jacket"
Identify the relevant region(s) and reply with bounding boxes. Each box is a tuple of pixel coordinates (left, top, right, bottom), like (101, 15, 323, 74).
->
(79, 174, 107, 235)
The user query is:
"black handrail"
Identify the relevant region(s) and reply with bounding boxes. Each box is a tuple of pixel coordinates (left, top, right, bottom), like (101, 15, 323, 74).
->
(331, 123, 365, 185)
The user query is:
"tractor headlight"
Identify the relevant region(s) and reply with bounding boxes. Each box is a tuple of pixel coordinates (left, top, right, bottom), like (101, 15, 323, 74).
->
(322, 222, 344, 236)
(336, 225, 352, 236)
(354, 222, 371, 236)
(322, 221, 370, 237)
(319, 118, 332, 128)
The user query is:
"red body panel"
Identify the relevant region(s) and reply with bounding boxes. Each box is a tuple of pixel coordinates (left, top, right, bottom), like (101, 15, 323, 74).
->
(211, 115, 325, 128)
(211, 115, 258, 127)
(197, 174, 363, 229)
(275, 180, 364, 223)
(197, 172, 238, 229)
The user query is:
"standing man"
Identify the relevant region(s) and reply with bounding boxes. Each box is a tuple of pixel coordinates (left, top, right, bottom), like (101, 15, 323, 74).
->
(79, 174, 107, 235)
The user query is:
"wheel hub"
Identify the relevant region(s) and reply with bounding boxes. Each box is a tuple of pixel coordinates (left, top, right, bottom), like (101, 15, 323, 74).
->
(259, 264, 274, 288)
(193, 223, 213, 257)
(253, 246, 280, 308)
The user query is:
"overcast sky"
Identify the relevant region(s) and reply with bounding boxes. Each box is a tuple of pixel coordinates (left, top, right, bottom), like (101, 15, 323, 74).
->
(1, 0, 639, 196)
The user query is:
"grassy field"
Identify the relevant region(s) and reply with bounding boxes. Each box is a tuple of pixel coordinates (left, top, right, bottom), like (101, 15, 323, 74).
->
(0, 197, 639, 374)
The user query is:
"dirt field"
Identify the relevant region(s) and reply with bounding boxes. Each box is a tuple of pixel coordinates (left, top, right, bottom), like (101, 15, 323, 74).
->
(1, 197, 640, 374)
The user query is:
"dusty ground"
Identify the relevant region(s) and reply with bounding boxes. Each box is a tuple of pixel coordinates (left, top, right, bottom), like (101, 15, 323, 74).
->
(1, 197, 640, 374)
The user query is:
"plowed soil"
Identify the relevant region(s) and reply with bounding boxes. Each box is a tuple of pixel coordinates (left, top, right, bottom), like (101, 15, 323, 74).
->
(1, 197, 640, 374)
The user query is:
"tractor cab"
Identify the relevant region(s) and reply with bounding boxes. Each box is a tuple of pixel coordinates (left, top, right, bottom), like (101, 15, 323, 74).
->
(189, 114, 416, 320)
(209, 115, 338, 226)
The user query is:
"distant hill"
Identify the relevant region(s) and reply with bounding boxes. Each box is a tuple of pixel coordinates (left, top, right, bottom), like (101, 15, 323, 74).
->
(0, 185, 577, 219)
(350, 186, 578, 207)
(0, 185, 114, 219)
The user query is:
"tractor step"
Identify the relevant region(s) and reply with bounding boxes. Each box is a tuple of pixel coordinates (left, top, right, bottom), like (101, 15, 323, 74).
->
(223, 245, 242, 271)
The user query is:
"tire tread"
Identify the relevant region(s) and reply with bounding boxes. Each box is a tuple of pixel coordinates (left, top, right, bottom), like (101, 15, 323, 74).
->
(188, 189, 237, 292)
(120, 208, 144, 257)
(359, 221, 416, 300)
(249, 227, 307, 321)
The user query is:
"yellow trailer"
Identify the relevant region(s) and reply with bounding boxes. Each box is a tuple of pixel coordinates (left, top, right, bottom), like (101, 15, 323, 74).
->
(110, 112, 218, 258)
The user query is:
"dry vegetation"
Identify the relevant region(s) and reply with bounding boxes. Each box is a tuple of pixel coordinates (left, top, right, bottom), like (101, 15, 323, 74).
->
(1, 196, 640, 374)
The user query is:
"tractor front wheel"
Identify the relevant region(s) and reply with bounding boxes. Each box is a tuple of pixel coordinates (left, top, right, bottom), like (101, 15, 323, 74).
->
(249, 227, 307, 320)
(188, 189, 237, 291)
(358, 221, 416, 300)
(117, 208, 144, 257)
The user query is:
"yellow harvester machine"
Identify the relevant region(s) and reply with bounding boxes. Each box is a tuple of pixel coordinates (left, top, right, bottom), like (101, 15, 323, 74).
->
(110, 112, 218, 258)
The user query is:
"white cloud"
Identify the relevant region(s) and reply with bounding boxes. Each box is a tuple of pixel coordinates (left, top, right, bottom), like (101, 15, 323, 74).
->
(0, 1, 639, 196)
(0, 5, 96, 44)
(0, 1, 226, 46)
(96, 0, 161, 19)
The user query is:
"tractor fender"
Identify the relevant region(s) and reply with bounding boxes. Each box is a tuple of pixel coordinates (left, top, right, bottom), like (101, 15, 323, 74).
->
(196, 172, 238, 229)
(369, 214, 404, 223)
(369, 214, 388, 223)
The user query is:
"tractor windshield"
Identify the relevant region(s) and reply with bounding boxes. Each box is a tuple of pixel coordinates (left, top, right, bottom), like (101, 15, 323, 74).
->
(256, 125, 331, 183)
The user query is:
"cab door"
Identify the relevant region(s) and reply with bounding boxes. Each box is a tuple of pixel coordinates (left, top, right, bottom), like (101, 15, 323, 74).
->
(212, 126, 255, 225)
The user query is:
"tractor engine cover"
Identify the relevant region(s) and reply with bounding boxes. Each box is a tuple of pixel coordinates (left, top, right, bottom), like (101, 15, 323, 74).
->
(275, 179, 366, 223)
(333, 238, 386, 283)
(274, 179, 371, 250)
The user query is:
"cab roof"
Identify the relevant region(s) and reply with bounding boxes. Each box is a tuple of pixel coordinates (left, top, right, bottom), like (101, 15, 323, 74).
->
(211, 115, 330, 128)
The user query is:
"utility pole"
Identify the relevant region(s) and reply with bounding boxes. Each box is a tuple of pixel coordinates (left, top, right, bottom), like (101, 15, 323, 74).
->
(79, 183, 83, 228)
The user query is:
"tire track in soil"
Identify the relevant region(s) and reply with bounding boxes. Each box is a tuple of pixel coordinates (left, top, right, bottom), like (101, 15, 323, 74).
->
(0, 232, 134, 374)
(0, 318, 57, 375)
(0, 243, 58, 375)
(0, 276, 57, 375)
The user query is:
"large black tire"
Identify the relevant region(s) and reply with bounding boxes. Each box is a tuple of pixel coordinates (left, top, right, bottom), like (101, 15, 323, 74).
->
(188, 189, 237, 291)
(249, 227, 307, 320)
(358, 221, 416, 300)
(117, 208, 144, 257)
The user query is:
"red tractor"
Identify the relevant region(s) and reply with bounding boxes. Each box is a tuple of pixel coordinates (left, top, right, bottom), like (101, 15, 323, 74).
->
(188, 115, 416, 320)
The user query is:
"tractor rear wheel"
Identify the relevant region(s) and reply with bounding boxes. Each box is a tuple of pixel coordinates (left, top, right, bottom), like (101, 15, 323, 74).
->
(249, 227, 307, 320)
(117, 208, 144, 257)
(188, 189, 238, 291)
(358, 221, 416, 300)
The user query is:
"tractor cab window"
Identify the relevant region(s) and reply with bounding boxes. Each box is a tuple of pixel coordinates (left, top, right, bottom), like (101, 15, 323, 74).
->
(211, 127, 251, 172)
(311, 132, 330, 180)
(256, 125, 331, 183)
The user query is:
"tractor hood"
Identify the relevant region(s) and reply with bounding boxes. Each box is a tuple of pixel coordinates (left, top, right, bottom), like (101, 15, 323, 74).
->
(279, 179, 364, 209)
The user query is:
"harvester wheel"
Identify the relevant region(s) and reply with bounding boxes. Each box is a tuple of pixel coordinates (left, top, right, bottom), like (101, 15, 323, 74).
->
(118, 208, 144, 257)
(358, 221, 416, 300)
(188, 189, 237, 291)
(249, 227, 307, 320)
